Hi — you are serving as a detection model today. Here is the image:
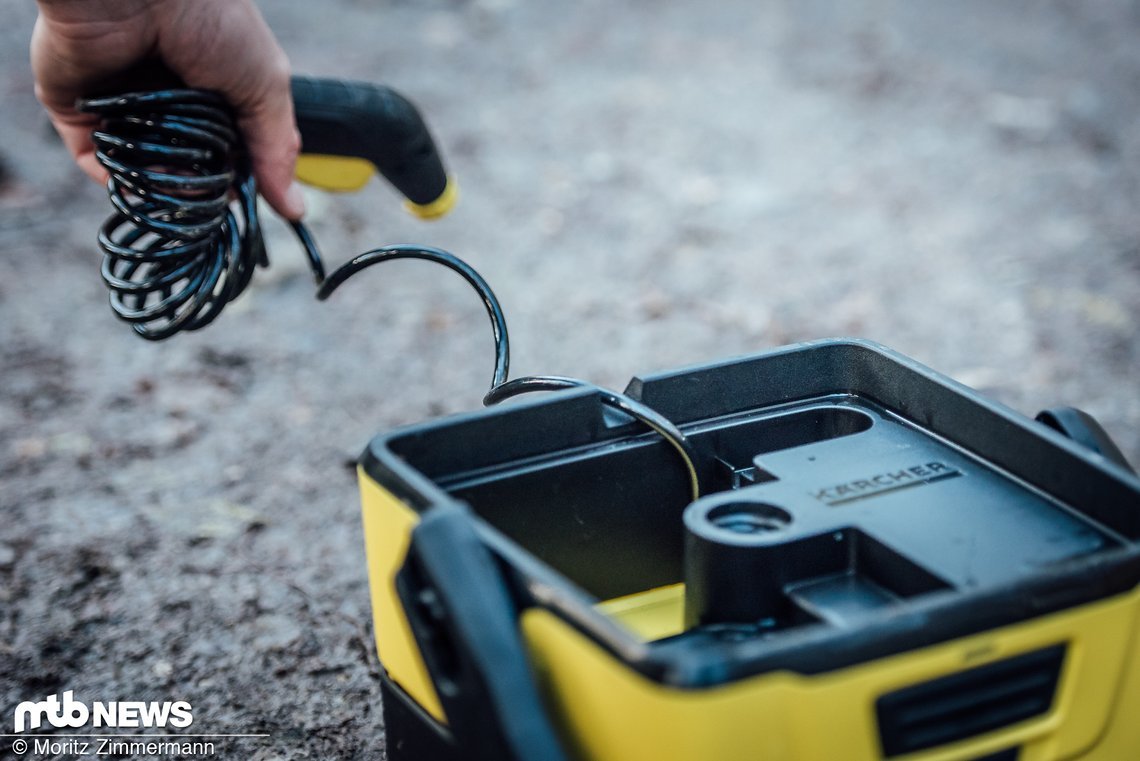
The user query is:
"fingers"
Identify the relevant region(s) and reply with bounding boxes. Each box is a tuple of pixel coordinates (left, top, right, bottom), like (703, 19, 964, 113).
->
(237, 66, 305, 221)
(75, 150, 109, 186)
(161, 0, 305, 220)
(30, 16, 99, 185)
(51, 119, 110, 185)
(35, 87, 106, 184)
(224, 10, 306, 222)
(30, 8, 150, 186)
(32, 0, 305, 220)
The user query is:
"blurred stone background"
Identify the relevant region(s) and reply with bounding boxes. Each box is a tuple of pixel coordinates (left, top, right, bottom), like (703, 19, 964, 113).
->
(1, 1, 1138, 758)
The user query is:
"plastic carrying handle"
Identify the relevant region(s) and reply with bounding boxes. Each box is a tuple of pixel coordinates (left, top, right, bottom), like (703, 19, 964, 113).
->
(396, 504, 570, 761)
(291, 76, 456, 217)
(1036, 406, 1135, 473)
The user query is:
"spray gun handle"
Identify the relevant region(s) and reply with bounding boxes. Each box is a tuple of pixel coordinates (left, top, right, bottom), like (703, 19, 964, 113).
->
(291, 76, 457, 219)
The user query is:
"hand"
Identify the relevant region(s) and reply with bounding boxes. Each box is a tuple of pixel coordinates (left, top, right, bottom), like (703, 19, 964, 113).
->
(31, 0, 305, 220)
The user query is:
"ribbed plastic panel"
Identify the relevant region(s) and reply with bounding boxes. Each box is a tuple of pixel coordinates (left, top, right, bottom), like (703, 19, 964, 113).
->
(876, 645, 1064, 757)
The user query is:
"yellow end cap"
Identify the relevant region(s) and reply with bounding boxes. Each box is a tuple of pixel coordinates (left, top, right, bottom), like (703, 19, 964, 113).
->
(294, 154, 374, 192)
(404, 176, 458, 220)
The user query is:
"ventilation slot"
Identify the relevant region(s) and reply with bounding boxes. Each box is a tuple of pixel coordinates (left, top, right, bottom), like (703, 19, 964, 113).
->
(971, 748, 1019, 761)
(876, 645, 1065, 757)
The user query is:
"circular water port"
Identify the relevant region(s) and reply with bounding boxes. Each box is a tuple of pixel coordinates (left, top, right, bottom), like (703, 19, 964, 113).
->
(706, 502, 792, 535)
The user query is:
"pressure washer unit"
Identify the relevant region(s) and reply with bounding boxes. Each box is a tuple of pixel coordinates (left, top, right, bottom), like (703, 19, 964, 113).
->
(80, 77, 1140, 761)
(357, 340, 1140, 761)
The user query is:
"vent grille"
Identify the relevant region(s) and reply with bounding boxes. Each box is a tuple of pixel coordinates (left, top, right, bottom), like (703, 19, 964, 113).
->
(876, 645, 1065, 757)
(972, 748, 1020, 761)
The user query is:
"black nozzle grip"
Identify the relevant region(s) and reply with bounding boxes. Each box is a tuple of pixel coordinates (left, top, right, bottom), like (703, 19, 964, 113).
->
(290, 76, 448, 205)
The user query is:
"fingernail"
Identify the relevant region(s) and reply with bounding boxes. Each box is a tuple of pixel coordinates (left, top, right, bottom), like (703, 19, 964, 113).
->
(285, 181, 306, 219)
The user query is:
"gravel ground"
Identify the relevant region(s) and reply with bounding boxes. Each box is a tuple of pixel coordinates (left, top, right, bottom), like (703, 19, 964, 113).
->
(2, 1, 1139, 759)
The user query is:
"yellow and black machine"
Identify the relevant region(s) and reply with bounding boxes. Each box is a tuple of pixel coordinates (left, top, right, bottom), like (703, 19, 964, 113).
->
(358, 340, 1140, 761)
(81, 76, 1140, 761)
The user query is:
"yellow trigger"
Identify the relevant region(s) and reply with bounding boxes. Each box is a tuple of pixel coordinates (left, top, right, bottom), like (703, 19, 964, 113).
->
(295, 154, 375, 192)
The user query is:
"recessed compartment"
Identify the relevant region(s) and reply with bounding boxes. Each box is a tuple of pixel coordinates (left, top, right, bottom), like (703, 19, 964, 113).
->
(784, 530, 953, 626)
(430, 404, 876, 601)
(711, 406, 873, 482)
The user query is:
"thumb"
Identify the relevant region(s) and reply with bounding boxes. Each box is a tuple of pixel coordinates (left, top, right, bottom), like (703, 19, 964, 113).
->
(239, 78, 305, 221)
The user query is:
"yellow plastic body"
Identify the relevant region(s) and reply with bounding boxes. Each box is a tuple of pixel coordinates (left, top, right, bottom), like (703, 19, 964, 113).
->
(295, 154, 375, 192)
(295, 154, 458, 220)
(358, 472, 1140, 760)
(596, 583, 686, 640)
(524, 595, 1140, 761)
(358, 472, 446, 722)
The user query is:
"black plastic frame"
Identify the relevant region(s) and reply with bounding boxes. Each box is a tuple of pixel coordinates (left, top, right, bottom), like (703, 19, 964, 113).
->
(361, 339, 1140, 688)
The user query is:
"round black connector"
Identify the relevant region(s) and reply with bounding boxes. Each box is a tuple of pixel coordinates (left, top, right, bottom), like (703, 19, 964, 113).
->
(683, 498, 798, 629)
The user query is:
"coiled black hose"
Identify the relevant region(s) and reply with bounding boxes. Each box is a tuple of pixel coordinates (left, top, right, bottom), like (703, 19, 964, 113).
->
(80, 88, 704, 499)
